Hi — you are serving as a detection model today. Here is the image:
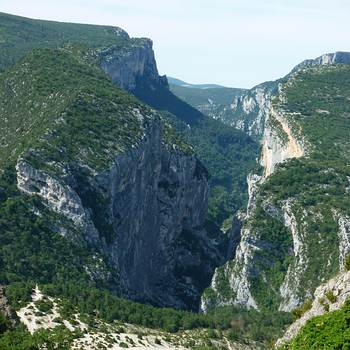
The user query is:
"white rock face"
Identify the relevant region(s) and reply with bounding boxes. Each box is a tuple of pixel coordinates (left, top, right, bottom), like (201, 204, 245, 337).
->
(229, 85, 273, 140)
(228, 229, 259, 310)
(333, 212, 350, 269)
(278, 200, 308, 311)
(260, 104, 305, 178)
(293, 51, 350, 72)
(276, 270, 350, 347)
(201, 173, 262, 311)
(242, 96, 256, 114)
(16, 158, 86, 226)
(246, 173, 262, 215)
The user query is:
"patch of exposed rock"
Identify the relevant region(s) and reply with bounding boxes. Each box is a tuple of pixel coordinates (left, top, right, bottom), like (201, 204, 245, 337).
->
(276, 270, 350, 347)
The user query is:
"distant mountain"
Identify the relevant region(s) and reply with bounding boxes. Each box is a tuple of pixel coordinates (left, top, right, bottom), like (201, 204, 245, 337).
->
(169, 77, 247, 124)
(167, 77, 228, 89)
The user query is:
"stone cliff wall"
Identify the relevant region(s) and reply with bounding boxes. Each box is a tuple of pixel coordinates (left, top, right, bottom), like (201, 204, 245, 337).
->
(99, 38, 165, 92)
(16, 116, 221, 311)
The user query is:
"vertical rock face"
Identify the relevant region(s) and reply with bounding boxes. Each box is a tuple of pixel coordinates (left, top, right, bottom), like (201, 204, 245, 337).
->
(16, 117, 221, 311)
(99, 38, 166, 92)
(260, 97, 305, 178)
(228, 83, 275, 141)
(334, 213, 350, 269)
(95, 119, 221, 310)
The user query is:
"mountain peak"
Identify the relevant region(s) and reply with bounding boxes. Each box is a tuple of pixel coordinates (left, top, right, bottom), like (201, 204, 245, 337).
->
(293, 51, 350, 72)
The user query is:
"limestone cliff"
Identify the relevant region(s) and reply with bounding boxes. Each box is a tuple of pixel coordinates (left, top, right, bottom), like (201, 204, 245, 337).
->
(99, 38, 167, 92)
(202, 56, 350, 313)
(228, 83, 275, 141)
(15, 112, 221, 311)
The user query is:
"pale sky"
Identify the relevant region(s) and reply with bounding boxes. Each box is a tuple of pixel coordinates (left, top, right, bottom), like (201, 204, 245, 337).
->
(1, 0, 349, 88)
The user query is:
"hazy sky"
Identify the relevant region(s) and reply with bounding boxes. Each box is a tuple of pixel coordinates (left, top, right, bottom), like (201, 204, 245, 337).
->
(2, 0, 349, 88)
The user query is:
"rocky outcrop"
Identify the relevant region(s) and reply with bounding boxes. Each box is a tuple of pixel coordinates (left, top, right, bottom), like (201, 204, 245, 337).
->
(293, 51, 350, 72)
(99, 39, 166, 92)
(201, 58, 350, 312)
(276, 270, 350, 347)
(16, 117, 221, 311)
(16, 159, 87, 227)
(208, 51, 350, 141)
(228, 83, 276, 141)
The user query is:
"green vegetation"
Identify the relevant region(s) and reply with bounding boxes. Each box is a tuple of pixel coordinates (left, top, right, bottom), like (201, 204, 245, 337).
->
(0, 11, 260, 235)
(0, 324, 76, 350)
(0, 165, 115, 299)
(325, 291, 337, 304)
(0, 11, 132, 71)
(249, 206, 294, 310)
(169, 83, 245, 113)
(0, 47, 152, 170)
(0, 313, 11, 335)
(281, 65, 350, 162)
(281, 299, 350, 349)
(0, 20, 274, 347)
(35, 299, 54, 313)
(2, 10, 349, 349)
(3, 281, 291, 346)
(203, 63, 350, 318)
(251, 64, 350, 309)
(182, 117, 259, 228)
(345, 254, 350, 271)
(292, 300, 313, 320)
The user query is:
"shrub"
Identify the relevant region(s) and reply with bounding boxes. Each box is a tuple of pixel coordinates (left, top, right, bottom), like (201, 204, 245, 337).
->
(207, 329, 218, 339)
(292, 299, 313, 319)
(344, 254, 350, 271)
(319, 297, 330, 312)
(0, 313, 10, 334)
(325, 290, 337, 303)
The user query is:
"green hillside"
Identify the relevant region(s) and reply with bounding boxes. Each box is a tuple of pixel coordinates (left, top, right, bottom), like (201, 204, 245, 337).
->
(0, 12, 132, 71)
(169, 84, 245, 107)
